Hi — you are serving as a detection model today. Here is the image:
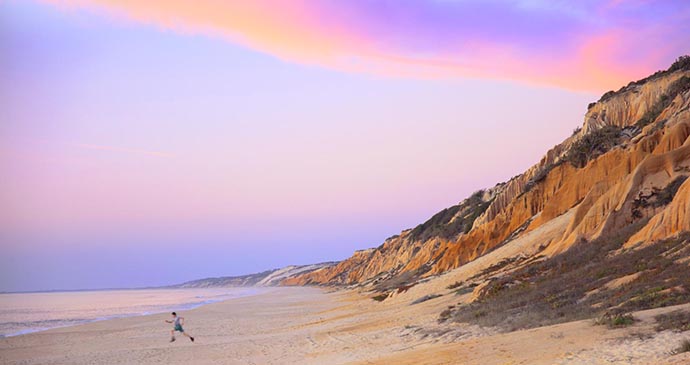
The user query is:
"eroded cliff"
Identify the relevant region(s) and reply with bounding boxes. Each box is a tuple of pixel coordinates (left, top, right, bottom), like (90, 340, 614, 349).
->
(285, 57, 690, 288)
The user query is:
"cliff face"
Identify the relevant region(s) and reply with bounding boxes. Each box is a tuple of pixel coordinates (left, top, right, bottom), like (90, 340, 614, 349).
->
(173, 262, 335, 288)
(285, 58, 690, 287)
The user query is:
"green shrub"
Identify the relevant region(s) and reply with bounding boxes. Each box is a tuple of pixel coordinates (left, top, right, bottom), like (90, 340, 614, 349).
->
(653, 175, 688, 207)
(595, 312, 636, 328)
(408, 190, 491, 241)
(668, 55, 690, 73)
(372, 294, 388, 302)
(592, 55, 689, 107)
(565, 126, 622, 168)
(614, 314, 635, 327)
(636, 76, 690, 130)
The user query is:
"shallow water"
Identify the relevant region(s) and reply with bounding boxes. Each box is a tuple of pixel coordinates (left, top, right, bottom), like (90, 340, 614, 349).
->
(0, 288, 259, 337)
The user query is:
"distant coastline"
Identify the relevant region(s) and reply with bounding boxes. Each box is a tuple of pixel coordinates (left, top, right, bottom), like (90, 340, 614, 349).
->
(0, 287, 263, 338)
(1, 287, 166, 295)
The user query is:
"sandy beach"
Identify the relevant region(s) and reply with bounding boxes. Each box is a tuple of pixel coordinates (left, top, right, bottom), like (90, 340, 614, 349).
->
(1, 286, 689, 365)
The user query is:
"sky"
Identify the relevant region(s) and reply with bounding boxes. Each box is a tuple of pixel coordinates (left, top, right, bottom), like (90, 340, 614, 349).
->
(1, 0, 688, 292)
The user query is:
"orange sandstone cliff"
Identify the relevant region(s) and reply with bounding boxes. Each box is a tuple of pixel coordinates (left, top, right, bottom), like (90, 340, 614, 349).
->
(284, 57, 690, 287)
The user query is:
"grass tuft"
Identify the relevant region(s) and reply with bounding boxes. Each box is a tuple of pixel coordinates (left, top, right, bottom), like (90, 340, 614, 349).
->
(655, 310, 690, 332)
(372, 293, 388, 302)
(595, 312, 636, 328)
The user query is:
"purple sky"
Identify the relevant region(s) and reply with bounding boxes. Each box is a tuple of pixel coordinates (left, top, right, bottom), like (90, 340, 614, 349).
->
(1, 0, 688, 291)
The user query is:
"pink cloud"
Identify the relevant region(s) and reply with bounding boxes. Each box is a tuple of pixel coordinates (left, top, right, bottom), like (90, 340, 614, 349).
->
(40, 0, 689, 91)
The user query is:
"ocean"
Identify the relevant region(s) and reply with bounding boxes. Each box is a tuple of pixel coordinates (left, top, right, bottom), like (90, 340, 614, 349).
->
(0, 287, 260, 337)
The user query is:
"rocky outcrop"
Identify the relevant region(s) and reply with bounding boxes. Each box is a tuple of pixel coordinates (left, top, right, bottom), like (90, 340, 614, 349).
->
(626, 174, 690, 247)
(287, 58, 690, 287)
(583, 71, 689, 133)
(255, 262, 338, 286)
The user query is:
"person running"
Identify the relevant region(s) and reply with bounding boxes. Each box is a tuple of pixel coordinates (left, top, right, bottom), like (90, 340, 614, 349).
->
(165, 312, 195, 343)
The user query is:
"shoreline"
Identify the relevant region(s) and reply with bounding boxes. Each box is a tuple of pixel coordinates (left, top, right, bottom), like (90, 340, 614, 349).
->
(1, 286, 340, 364)
(0, 287, 266, 338)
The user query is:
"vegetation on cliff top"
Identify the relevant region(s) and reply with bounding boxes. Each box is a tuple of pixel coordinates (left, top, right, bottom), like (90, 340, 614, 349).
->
(564, 125, 623, 168)
(636, 75, 690, 130)
(565, 71, 689, 170)
(408, 190, 492, 242)
(593, 55, 690, 107)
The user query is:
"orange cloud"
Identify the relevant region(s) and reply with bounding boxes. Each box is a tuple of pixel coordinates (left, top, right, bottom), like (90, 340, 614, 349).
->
(41, 0, 688, 92)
